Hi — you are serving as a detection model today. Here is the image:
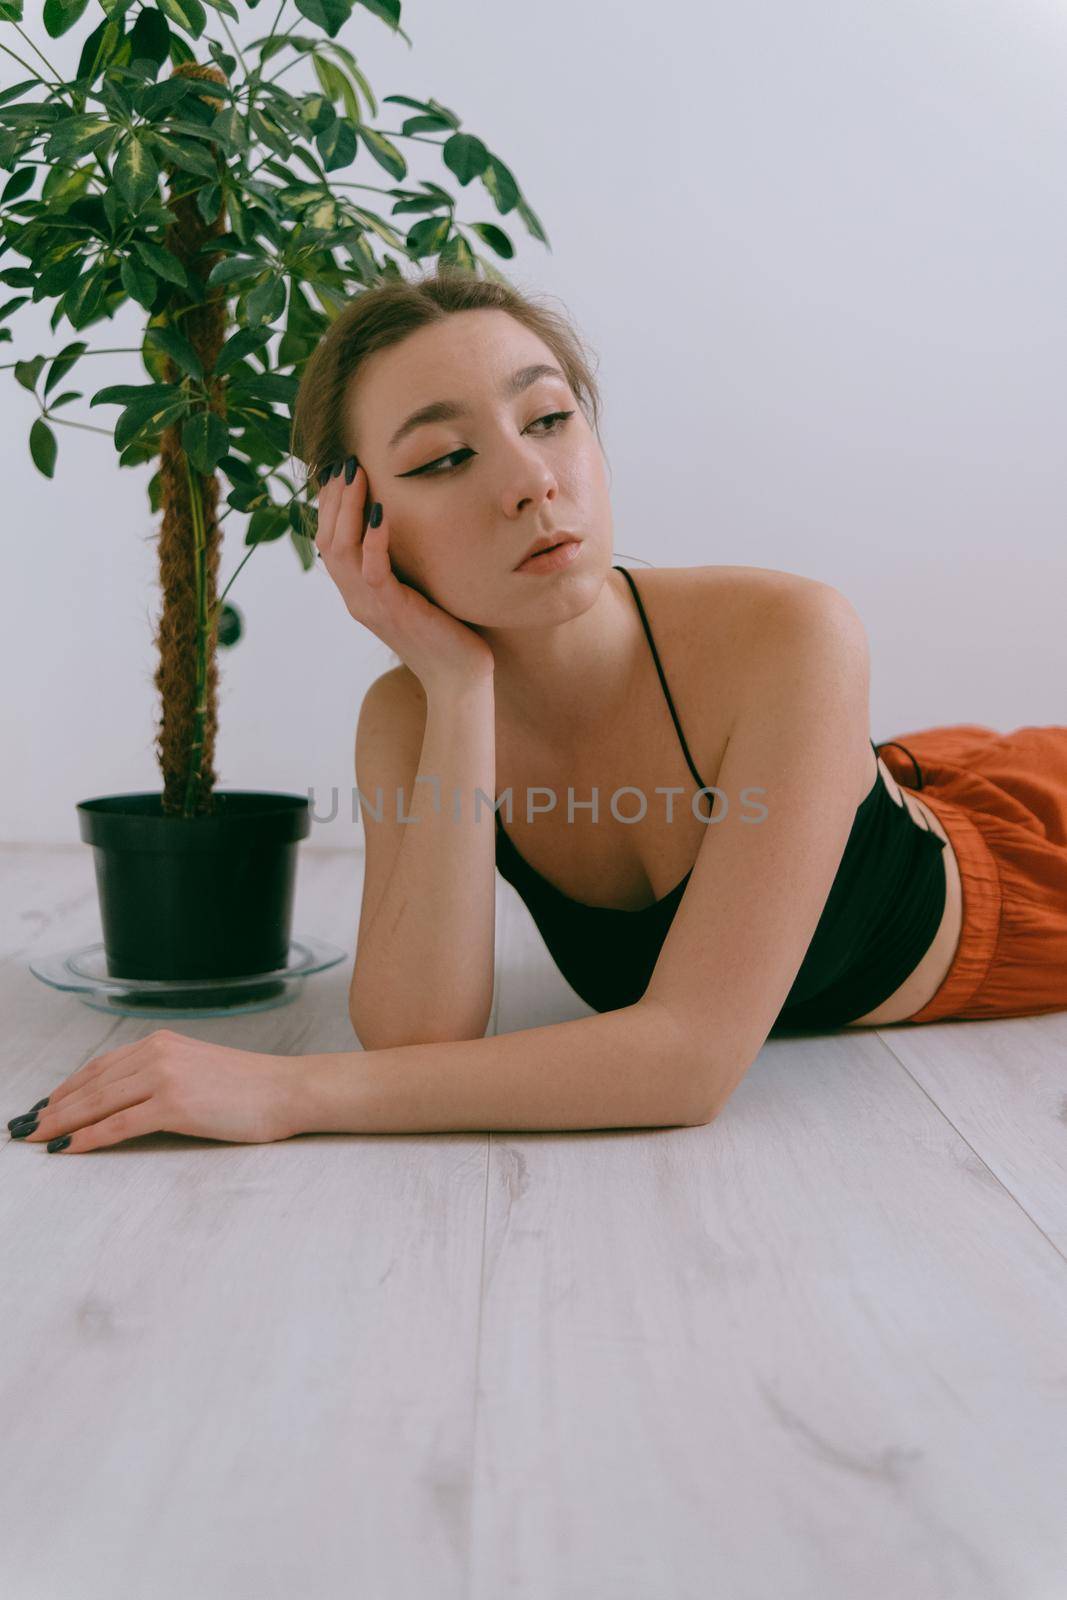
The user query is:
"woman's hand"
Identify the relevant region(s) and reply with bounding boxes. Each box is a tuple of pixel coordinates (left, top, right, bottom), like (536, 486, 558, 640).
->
(6, 1030, 311, 1153)
(314, 459, 496, 693)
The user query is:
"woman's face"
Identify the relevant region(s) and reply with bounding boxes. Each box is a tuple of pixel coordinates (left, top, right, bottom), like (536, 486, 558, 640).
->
(342, 309, 614, 624)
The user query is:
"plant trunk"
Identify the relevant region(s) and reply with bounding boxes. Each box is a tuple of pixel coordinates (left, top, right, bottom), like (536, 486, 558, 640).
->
(153, 63, 229, 820)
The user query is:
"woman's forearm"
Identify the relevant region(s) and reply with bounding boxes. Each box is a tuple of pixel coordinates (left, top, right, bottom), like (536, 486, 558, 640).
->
(350, 675, 498, 1047)
(298, 998, 718, 1134)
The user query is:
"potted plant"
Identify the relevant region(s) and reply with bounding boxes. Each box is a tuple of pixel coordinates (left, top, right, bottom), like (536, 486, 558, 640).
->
(0, 0, 548, 994)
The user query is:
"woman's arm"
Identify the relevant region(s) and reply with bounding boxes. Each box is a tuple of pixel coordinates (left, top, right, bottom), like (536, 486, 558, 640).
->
(301, 997, 719, 1134)
(349, 669, 498, 1049)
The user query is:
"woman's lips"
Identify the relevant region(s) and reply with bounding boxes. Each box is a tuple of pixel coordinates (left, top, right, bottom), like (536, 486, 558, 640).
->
(515, 537, 582, 575)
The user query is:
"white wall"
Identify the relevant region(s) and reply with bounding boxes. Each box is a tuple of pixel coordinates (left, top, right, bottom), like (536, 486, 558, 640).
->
(3, 0, 1064, 848)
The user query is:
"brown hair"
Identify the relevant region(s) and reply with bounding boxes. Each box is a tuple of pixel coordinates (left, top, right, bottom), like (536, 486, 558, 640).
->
(291, 265, 608, 484)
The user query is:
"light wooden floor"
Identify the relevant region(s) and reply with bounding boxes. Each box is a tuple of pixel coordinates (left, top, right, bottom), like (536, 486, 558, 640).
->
(3, 842, 1066, 1600)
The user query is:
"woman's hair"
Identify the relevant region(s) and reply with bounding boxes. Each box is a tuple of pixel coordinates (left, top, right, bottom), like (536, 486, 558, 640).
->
(291, 265, 607, 484)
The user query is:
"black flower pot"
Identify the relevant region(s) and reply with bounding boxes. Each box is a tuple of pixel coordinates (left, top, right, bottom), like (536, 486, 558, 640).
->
(76, 793, 312, 995)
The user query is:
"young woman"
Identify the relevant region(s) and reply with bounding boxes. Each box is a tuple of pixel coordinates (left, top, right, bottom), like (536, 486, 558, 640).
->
(292, 267, 1067, 1114)
(12, 269, 1067, 1156)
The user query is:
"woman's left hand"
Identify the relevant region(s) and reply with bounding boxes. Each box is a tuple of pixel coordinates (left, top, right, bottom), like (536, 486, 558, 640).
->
(8, 1029, 310, 1153)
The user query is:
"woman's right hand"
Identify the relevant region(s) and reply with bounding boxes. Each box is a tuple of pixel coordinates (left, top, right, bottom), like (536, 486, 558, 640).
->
(313, 459, 496, 693)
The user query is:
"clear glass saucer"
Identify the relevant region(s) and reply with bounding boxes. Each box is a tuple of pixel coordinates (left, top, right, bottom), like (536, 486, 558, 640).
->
(29, 935, 348, 1019)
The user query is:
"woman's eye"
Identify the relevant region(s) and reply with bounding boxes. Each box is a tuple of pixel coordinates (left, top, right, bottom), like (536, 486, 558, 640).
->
(413, 410, 576, 477)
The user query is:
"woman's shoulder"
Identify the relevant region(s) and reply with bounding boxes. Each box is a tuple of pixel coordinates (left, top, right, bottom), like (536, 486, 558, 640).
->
(628, 561, 828, 611)
(624, 562, 834, 656)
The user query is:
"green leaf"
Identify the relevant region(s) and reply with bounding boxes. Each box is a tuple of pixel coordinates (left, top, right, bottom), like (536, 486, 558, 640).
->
(0, 295, 30, 324)
(63, 269, 111, 330)
(114, 133, 160, 210)
(312, 55, 344, 102)
(246, 274, 286, 327)
(249, 108, 291, 158)
(46, 390, 82, 408)
(210, 106, 245, 149)
(0, 268, 36, 289)
(294, 0, 352, 37)
(482, 153, 520, 214)
(135, 238, 187, 286)
(14, 355, 45, 392)
(0, 167, 34, 203)
(399, 113, 453, 136)
(146, 323, 203, 379)
(0, 79, 38, 109)
(43, 0, 90, 36)
(45, 115, 114, 159)
(229, 371, 298, 405)
(289, 498, 317, 543)
(206, 254, 263, 287)
(442, 132, 489, 186)
(120, 255, 158, 308)
(214, 325, 270, 375)
(157, 0, 206, 38)
(35, 254, 85, 299)
(44, 339, 87, 399)
(405, 215, 450, 258)
(41, 163, 92, 206)
(92, 380, 180, 407)
(316, 118, 356, 171)
(356, 125, 405, 180)
(246, 503, 290, 544)
(29, 418, 57, 478)
(215, 601, 242, 647)
(128, 7, 170, 67)
(114, 395, 187, 450)
(137, 77, 193, 117)
(468, 221, 513, 259)
(196, 181, 222, 223)
(181, 409, 228, 472)
(75, 16, 123, 83)
(147, 131, 218, 179)
(218, 453, 258, 484)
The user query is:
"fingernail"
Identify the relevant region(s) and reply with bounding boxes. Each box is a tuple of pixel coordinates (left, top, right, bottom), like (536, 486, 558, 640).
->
(10, 1115, 38, 1138)
(7, 1098, 47, 1131)
(369, 501, 382, 528)
(331, 461, 344, 479)
(344, 456, 357, 485)
(317, 467, 331, 487)
(47, 1135, 72, 1153)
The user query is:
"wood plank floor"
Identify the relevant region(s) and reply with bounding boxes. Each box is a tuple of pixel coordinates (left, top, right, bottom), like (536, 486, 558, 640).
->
(3, 842, 1066, 1599)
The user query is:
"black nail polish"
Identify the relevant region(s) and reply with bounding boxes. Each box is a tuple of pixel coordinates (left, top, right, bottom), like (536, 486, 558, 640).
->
(369, 501, 382, 528)
(7, 1100, 46, 1130)
(331, 460, 344, 479)
(10, 1115, 38, 1138)
(47, 1135, 72, 1153)
(344, 456, 357, 485)
(317, 466, 331, 487)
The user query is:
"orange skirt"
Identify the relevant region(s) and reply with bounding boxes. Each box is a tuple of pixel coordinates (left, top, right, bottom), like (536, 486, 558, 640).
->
(874, 725, 1067, 1024)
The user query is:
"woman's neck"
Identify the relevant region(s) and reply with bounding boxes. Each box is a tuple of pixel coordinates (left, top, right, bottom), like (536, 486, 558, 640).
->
(482, 566, 643, 748)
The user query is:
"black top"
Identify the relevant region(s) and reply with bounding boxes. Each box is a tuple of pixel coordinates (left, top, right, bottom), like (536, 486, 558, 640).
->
(494, 564, 947, 1028)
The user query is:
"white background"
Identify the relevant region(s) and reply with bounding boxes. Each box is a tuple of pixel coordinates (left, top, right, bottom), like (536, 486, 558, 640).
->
(2, 0, 1065, 848)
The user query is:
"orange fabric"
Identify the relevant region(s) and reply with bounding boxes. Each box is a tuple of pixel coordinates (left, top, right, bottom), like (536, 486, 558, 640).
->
(875, 725, 1067, 1024)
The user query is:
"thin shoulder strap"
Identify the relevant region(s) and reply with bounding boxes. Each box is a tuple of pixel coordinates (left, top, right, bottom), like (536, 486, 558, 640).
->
(613, 564, 706, 791)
